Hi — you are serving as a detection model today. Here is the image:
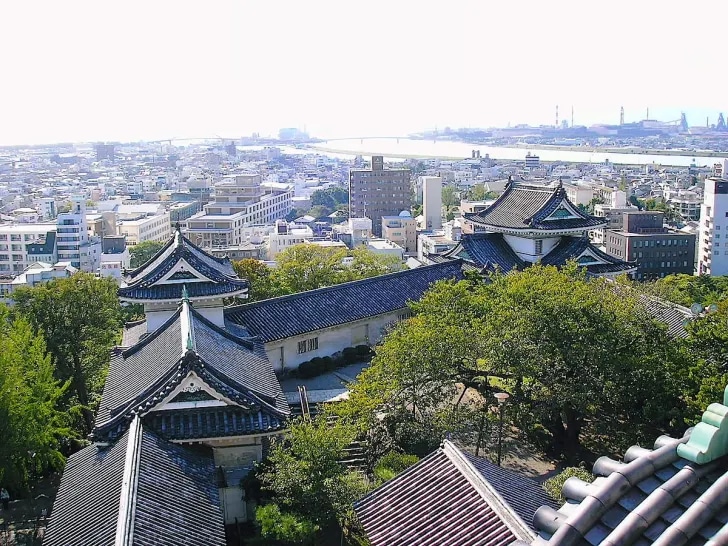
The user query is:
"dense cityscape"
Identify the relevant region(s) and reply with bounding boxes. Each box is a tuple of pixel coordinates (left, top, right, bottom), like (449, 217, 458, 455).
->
(3, 0, 728, 544)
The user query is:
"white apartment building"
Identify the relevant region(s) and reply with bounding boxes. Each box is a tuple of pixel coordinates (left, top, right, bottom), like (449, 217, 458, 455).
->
(698, 178, 728, 276)
(0, 262, 77, 304)
(57, 197, 102, 271)
(0, 223, 57, 274)
(118, 212, 172, 245)
(268, 221, 315, 259)
(422, 176, 443, 231)
(185, 174, 293, 248)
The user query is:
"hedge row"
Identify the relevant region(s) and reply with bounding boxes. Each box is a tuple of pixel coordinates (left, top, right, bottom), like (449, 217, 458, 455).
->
(295, 344, 373, 379)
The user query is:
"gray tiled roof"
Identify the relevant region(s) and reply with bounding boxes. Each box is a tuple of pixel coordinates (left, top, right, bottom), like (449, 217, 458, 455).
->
(45, 424, 225, 546)
(531, 431, 728, 546)
(225, 261, 465, 343)
(438, 233, 526, 272)
(44, 430, 128, 546)
(466, 183, 605, 232)
(540, 236, 636, 275)
(355, 441, 535, 546)
(463, 452, 559, 530)
(96, 302, 288, 438)
(133, 428, 226, 546)
(119, 229, 248, 301)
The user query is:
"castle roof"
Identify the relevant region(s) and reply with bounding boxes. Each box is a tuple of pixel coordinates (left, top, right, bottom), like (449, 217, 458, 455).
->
(44, 417, 225, 546)
(465, 182, 606, 233)
(355, 440, 556, 546)
(118, 227, 248, 302)
(225, 261, 464, 343)
(532, 387, 728, 545)
(95, 297, 288, 442)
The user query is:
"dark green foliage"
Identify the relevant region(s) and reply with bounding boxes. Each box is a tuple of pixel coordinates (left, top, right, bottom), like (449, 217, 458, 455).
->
(337, 264, 694, 463)
(13, 273, 122, 433)
(231, 258, 282, 302)
(255, 503, 318, 545)
(373, 452, 419, 484)
(651, 274, 728, 307)
(342, 347, 359, 364)
(257, 417, 371, 541)
(355, 345, 372, 357)
(128, 240, 166, 269)
(310, 187, 349, 210)
(0, 307, 70, 493)
(544, 467, 594, 503)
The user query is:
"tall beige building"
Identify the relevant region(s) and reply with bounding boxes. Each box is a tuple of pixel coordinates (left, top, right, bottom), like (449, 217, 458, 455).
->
(421, 176, 443, 230)
(349, 156, 411, 237)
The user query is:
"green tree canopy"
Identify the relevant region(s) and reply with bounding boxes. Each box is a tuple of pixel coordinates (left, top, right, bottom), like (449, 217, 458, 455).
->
(467, 183, 499, 202)
(128, 240, 166, 268)
(651, 274, 728, 307)
(441, 185, 459, 208)
(272, 244, 401, 296)
(13, 274, 122, 433)
(231, 258, 282, 302)
(256, 417, 370, 541)
(338, 264, 692, 462)
(310, 187, 349, 210)
(0, 306, 69, 493)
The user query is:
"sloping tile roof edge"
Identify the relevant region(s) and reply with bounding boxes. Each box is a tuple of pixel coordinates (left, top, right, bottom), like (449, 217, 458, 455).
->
(441, 440, 535, 542)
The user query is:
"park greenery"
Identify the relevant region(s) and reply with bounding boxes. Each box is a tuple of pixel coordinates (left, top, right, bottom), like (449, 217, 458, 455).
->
(232, 245, 402, 302)
(1, 274, 122, 493)
(285, 187, 349, 222)
(128, 240, 166, 269)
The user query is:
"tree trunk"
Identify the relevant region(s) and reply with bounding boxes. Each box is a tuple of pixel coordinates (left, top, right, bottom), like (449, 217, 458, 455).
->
(563, 408, 582, 464)
(72, 355, 94, 433)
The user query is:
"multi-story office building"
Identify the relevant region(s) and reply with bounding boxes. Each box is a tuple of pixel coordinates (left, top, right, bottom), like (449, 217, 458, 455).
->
(381, 214, 417, 254)
(605, 211, 695, 280)
(421, 176, 443, 231)
(118, 213, 171, 246)
(590, 204, 638, 245)
(185, 174, 293, 248)
(698, 178, 728, 276)
(350, 156, 411, 237)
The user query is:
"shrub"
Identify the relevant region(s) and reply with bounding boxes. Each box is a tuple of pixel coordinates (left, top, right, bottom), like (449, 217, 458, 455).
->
(342, 347, 358, 364)
(355, 344, 372, 357)
(544, 466, 594, 503)
(321, 356, 336, 372)
(373, 451, 420, 484)
(255, 503, 318, 545)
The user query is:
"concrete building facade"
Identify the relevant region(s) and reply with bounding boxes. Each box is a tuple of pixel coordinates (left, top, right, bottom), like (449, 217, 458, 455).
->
(605, 211, 695, 280)
(349, 156, 411, 237)
(698, 178, 728, 276)
(421, 176, 443, 231)
(381, 214, 417, 254)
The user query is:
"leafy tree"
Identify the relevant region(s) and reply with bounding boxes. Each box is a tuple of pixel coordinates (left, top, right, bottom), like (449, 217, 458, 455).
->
(468, 184, 499, 202)
(308, 205, 331, 219)
(257, 416, 371, 540)
(255, 503, 318, 545)
(128, 240, 166, 268)
(544, 467, 593, 502)
(285, 208, 308, 222)
(311, 187, 349, 210)
(373, 452, 419, 484)
(441, 185, 459, 209)
(272, 245, 401, 296)
(339, 265, 691, 462)
(0, 307, 69, 493)
(13, 274, 122, 433)
(232, 258, 283, 302)
(651, 274, 728, 307)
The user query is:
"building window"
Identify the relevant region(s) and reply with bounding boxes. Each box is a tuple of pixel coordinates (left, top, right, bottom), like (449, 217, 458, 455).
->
(297, 337, 319, 354)
(535, 239, 543, 255)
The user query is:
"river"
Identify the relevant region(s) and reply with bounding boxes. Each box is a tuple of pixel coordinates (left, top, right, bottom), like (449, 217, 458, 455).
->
(303, 138, 720, 167)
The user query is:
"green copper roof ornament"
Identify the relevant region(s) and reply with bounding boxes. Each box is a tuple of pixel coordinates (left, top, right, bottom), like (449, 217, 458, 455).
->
(677, 385, 728, 464)
(186, 331, 195, 351)
(181, 284, 189, 302)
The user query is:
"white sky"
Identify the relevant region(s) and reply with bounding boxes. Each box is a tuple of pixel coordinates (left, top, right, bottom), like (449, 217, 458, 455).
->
(0, 0, 726, 145)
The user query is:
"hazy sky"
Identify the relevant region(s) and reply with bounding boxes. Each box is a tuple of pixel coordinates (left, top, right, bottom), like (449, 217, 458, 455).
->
(1, 0, 726, 145)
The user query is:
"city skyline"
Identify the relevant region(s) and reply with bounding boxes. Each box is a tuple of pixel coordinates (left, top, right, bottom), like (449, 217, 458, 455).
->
(1, 0, 726, 146)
